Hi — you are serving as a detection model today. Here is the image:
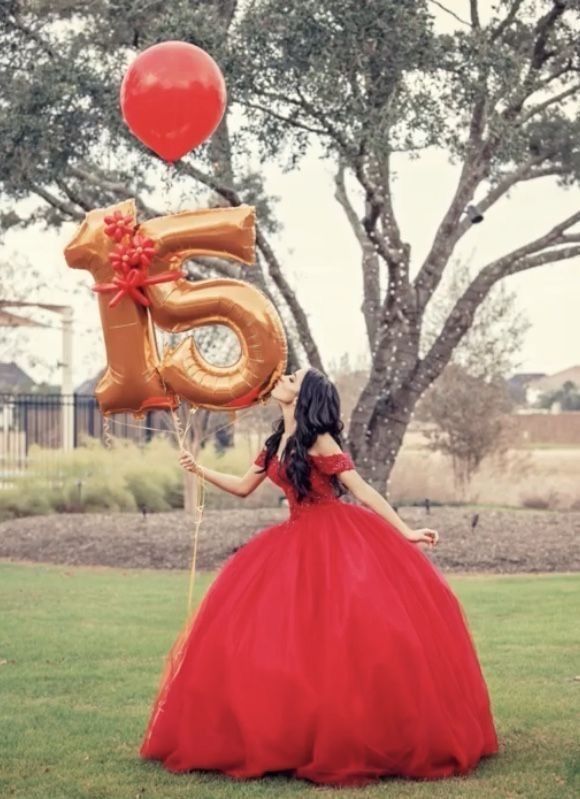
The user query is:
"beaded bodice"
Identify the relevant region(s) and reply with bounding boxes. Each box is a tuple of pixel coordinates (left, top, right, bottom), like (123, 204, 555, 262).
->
(254, 449, 355, 518)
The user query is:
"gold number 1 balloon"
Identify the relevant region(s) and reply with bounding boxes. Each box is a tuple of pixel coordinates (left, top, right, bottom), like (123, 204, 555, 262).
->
(64, 199, 287, 414)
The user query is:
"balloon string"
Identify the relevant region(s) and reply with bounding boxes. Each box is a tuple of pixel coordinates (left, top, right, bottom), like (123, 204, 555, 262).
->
(103, 416, 113, 449)
(170, 406, 192, 451)
(186, 469, 205, 617)
(168, 406, 206, 618)
(103, 406, 256, 449)
(103, 404, 258, 618)
(163, 162, 175, 213)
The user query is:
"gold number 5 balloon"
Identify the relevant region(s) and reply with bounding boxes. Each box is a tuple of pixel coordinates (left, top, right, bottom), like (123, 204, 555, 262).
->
(64, 199, 287, 414)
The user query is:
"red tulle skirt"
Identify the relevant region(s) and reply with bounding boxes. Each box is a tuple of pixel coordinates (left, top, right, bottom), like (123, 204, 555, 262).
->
(139, 502, 499, 786)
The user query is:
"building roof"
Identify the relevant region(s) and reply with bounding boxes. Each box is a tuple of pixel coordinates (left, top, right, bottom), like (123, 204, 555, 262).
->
(527, 365, 580, 393)
(0, 361, 36, 393)
(507, 372, 546, 388)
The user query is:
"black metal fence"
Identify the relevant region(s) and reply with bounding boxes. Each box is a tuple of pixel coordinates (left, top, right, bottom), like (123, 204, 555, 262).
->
(0, 393, 175, 488)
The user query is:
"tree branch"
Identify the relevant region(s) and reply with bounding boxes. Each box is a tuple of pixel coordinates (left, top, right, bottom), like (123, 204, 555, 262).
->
(334, 161, 380, 347)
(238, 101, 329, 137)
(530, 1, 567, 71)
(413, 96, 487, 312)
(469, 0, 481, 29)
(519, 81, 580, 124)
(68, 165, 161, 217)
(3, 15, 61, 61)
(452, 154, 552, 241)
(416, 239, 580, 391)
(491, 0, 525, 41)
(175, 159, 325, 372)
(427, 0, 470, 27)
(496, 2, 569, 123)
(415, 0, 574, 317)
(54, 177, 93, 212)
(25, 180, 84, 221)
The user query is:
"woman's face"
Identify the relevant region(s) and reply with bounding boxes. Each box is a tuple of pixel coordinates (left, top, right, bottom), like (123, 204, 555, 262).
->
(271, 367, 308, 405)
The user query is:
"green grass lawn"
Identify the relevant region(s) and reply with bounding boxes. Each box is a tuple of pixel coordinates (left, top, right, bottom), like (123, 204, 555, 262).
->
(0, 562, 578, 799)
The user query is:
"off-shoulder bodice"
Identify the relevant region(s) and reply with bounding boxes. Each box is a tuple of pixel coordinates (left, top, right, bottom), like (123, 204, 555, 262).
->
(254, 449, 355, 518)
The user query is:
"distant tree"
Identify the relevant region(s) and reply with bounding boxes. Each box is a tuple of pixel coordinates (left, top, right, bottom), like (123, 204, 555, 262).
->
(419, 364, 514, 491)
(538, 380, 580, 410)
(417, 268, 527, 489)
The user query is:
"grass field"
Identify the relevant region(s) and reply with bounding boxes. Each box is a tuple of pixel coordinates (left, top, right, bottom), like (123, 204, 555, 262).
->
(0, 562, 578, 799)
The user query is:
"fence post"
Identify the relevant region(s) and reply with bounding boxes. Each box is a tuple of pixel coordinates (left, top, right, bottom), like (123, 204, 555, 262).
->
(61, 307, 74, 451)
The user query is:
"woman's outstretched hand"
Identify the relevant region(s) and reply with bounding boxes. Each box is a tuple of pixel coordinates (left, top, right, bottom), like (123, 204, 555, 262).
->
(406, 528, 440, 548)
(179, 450, 201, 475)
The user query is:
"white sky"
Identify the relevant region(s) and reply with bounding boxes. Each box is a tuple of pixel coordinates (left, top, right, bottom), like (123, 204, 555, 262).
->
(0, 1, 578, 387)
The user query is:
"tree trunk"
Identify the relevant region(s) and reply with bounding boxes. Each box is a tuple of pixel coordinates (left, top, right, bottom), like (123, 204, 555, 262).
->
(347, 315, 421, 492)
(347, 385, 417, 495)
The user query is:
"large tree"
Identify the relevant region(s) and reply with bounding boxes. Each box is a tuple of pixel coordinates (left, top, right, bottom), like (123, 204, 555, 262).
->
(1, 1, 579, 490)
(231, 0, 580, 489)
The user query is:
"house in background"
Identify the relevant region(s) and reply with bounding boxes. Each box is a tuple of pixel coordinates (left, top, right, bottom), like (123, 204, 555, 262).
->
(525, 365, 580, 408)
(0, 361, 36, 394)
(506, 372, 546, 407)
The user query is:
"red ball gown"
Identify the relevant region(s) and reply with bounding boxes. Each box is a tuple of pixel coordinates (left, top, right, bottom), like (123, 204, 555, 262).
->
(139, 450, 499, 786)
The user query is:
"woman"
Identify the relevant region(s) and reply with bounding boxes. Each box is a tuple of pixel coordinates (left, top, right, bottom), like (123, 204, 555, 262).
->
(139, 367, 499, 787)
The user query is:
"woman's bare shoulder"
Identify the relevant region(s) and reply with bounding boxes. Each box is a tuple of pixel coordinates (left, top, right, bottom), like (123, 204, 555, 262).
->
(308, 433, 343, 457)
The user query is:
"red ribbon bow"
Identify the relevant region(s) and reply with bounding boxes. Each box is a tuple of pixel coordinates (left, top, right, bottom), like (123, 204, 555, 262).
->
(92, 218, 185, 308)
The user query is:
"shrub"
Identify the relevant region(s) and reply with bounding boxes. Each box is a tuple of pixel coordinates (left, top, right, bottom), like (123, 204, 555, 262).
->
(0, 437, 183, 519)
(520, 490, 561, 510)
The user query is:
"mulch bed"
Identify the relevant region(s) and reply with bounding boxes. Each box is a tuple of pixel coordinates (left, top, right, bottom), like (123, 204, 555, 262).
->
(0, 503, 579, 574)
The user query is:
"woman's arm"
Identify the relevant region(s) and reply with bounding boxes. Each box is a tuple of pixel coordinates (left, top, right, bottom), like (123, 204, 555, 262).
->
(339, 471, 413, 537)
(179, 451, 266, 498)
(340, 471, 439, 547)
(311, 434, 439, 547)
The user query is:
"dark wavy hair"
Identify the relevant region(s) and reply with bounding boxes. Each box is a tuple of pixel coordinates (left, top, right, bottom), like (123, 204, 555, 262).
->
(258, 367, 346, 502)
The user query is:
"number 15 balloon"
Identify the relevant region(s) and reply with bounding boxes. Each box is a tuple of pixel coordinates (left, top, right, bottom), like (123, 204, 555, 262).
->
(64, 200, 288, 415)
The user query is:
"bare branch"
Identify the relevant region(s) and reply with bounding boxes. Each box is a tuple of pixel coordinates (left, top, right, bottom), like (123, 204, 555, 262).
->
(512, 244, 580, 270)
(237, 101, 329, 137)
(69, 165, 130, 196)
(351, 152, 405, 276)
(25, 180, 84, 221)
(416, 236, 580, 391)
(520, 81, 580, 124)
(427, 0, 470, 27)
(67, 165, 161, 217)
(334, 162, 366, 247)
(518, 166, 565, 181)
(175, 160, 239, 205)
(452, 154, 551, 241)
(55, 177, 93, 212)
(469, 0, 481, 29)
(413, 90, 489, 313)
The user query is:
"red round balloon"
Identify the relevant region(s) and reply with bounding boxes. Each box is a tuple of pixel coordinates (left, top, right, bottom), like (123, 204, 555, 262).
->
(120, 41, 227, 162)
